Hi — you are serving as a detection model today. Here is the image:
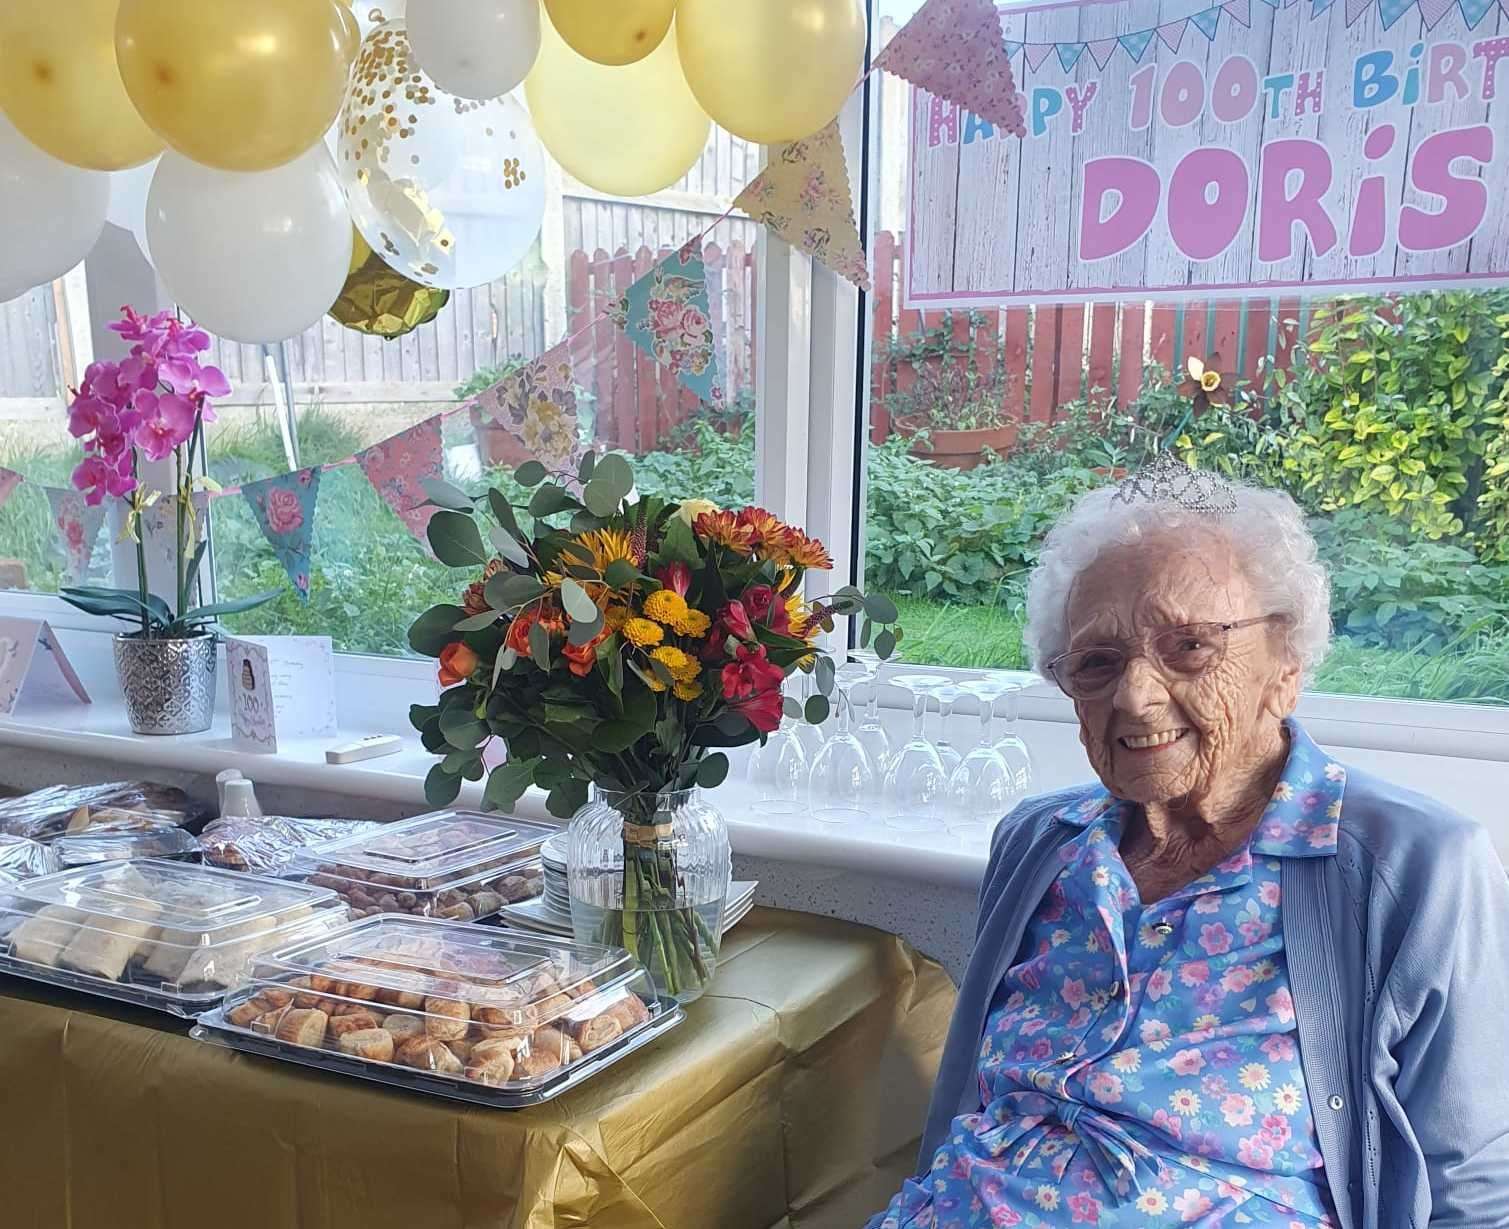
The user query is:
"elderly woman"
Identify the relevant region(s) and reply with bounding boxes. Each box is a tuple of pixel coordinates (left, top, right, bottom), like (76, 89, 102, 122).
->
(869, 461, 1509, 1228)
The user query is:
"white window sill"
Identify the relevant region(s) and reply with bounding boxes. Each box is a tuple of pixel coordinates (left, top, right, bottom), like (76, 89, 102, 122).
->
(2, 607, 1507, 887)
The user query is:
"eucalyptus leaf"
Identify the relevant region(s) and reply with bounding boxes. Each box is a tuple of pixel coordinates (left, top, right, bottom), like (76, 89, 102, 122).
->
(560, 578, 598, 622)
(421, 477, 473, 511)
(454, 609, 502, 633)
(860, 616, 874, 649)
(782, 695, 802, 719)
(863, 593, 899, 624)
(486, 488, 521, 539)
(515, 460, 547, 487)
(424, 764, 463, 807)
(815, 656, 836, 697)
(489, 525, 530, 568)
(578, 451, 597, 482)
(582, 478, 620, 518)
(485, 573, 546, 610)
(804, 694, 830, 724)
(567, 610, 604, 646)
(875, 628, 897, 660)
(428, 510, 489, 568)
(695, 753, 730, 789)
(593, 452, 634, 498)
(528, 483, 579, 519)
(529, 620, 552, 672)
(409, 604, 467, 656)
(604, 559, 639, 589)
(493, 646, 518, 687)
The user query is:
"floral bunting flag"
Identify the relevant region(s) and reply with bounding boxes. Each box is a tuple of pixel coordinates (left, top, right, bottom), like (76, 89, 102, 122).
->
(356, 416, 444, 544)
(242, 468, 321, 601)
(461, 342, 582, 472)
(875, 0, 1026, 138)
(606, 244, 725, 408)
(45, 487, 106, 585)
(141, 493, 209, 590)
(0, 467, 21, 512)
(734, 121, 871, 292)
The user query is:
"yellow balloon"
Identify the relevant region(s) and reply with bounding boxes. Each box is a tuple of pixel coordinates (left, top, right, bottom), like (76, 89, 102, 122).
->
(676, 0, 865, 145)
(542, 0, 676, 66)
(116, 0, 359, 173)
(0, 1, 162, 171)
(526, 15, 710, 198)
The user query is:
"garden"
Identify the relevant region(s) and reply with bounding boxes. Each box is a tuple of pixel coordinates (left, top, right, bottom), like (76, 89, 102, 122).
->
(0, 289, 1506, 704)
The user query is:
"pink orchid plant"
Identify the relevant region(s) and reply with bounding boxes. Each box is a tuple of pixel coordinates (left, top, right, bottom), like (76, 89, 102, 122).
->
(60, 307, 277, 640)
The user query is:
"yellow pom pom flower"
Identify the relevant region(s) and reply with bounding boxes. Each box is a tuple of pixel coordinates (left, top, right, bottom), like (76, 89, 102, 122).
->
(623, 617, 664, 649)
(651, 645, 693, 676)
(673, 679, 704, 701)
(673, 608, 712, 638)
(643, 589, 689, 626)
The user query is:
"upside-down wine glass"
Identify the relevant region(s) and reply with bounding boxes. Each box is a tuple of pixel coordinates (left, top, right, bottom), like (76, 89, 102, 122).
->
(807, 678, 875, 823)
(993, 682, 1036, 795)
(791, 671, 828, 765)
(933, 683, 965, 778)
(882, 674, 951, 831)
(947, 678, 1017, 838)
(746, 702, 809, 816)
(852, 660, 893, 781)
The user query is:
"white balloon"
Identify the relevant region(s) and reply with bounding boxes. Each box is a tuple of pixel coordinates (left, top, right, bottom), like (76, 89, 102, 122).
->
(339, 22, 546, 290)
(147, 147, 354, 344)
(107, 156, 160, 264)
(407, 0, 541, 99)
(0, 112, 108, 302)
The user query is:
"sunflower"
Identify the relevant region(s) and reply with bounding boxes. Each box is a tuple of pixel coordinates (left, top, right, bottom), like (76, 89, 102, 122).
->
(785, 593, 813, 638)
(693, 509, 755, 555)
(643, 589, 689, 626)
(560, 528, 636, 577)
(673, 608, 712, 637)
(623, 617, 664, 649)
(673, 679, 704, 701)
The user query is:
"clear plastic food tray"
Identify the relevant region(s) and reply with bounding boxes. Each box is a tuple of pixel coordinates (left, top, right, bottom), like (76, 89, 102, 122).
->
(287, 810, 551, 921)
(0, 859, 348, 1016)
(53, 820, 200, 867)
(190, 915, 682, 1107)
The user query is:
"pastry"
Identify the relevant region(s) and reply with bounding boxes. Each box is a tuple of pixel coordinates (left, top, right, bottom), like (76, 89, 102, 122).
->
(274, 1008, 329, 1048)
(447, 1038, 475, 1064)
(376, 986, 426, 1010)
(328, 1009, 383, 1039)
(337, 1029, 396, 1062)
(465, 1049, 516, 1087)
(396, 1037, 463, 1075)
(423, 993, 470, 1041)
(226, 999, 268, 1028)
(139, 925, 199, 983)
(251, 1009, 286, 1035)
(60, 906, 161, 981)
(177, 916, 277, 988)
(9, 905, 84, 967)
(382, 1013, 426, 1042)
(571, 1013, 624, 1053)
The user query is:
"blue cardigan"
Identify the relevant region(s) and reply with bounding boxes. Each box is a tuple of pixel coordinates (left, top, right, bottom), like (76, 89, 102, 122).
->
(903, 756, 1509, 1228)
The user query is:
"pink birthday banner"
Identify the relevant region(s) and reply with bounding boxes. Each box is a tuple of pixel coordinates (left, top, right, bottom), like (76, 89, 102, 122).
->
(904, 0, 1509, 307)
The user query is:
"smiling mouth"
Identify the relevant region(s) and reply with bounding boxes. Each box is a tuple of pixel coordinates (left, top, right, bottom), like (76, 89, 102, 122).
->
(1118, 729, 1189, 751)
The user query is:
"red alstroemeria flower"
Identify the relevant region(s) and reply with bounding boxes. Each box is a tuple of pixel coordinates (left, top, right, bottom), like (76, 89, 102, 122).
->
(655, 561, 691, 597)
(720, 643, 786, 734)
(717, 599, 755, 642)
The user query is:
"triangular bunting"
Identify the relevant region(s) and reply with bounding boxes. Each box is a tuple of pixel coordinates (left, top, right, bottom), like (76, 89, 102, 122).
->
(1157, 19, 1188, 51)
(141, 493, 209, 595)
(874, 0, 1026, 136)
(1312, 0, 1336, 12)
(356, 416, 444, 544)
(1460, 0, 1496, 26)
(1087, 38, 1118, 69)
(735, 121, 871, 292)
(45, 488, 106, 585)
(1223, 0, 1253, 25)
(1118, 29, 1157, 60)
(1190, 6, 1223, 39)
(462, 341, 582, 472)
(1255, 0, 1280, 8)
(0, 467, 21, 512)
(1025, 42, 1056, 71)
(606, 244, 726, 408)
(1002, 40, 1023, 58)
(242, 468, 321, 601)
(1417, 0, 1456, 24)
(1344, 0, 1371, 20)
(1056, 41, 1086, 70)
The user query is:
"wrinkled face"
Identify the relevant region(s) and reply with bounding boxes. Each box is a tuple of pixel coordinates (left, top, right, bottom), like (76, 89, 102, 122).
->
(1063, 533, 1300, 805)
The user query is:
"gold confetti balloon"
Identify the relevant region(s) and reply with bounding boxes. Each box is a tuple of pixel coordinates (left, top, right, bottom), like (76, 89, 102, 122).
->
(116, 0, 359, 172)
(542, 0, 675, 66)
(337, 22, 546, 291)
(0, 1, 162, 171)
(330, 227, 452, 339)
(677, 0, 866, 144)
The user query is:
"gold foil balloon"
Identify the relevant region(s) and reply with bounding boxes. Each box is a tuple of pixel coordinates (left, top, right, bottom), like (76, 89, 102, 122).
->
(676, 0, 865, 144)
(338, 23, 546, 291)
(0, 2, 162, 171)
(330, 229, 452, 339)
(116, 0, 360, 173)
(526, 14, 710, 198)
(542, 0, 675, 66)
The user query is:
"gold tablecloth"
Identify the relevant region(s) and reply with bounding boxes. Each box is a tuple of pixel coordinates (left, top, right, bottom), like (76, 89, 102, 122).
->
(0, 908, 955, 1229)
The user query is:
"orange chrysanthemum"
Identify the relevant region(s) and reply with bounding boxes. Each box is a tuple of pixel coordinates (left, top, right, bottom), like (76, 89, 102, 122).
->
(736, 506, 785, 551)
(784, 529, 834, 571)
(693, 510, 755, 555)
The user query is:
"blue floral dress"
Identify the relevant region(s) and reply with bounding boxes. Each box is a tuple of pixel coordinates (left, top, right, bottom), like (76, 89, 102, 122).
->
(876, 724, 1346, 1228)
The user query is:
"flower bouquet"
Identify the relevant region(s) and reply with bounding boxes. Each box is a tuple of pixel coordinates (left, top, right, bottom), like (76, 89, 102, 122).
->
(57, 308, 279, 733)
(408, 452, 900, 1000)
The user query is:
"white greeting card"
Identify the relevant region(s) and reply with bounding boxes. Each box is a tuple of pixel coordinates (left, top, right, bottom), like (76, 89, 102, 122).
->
(0, 617, 90, 716)
(224, 635, 337, 753)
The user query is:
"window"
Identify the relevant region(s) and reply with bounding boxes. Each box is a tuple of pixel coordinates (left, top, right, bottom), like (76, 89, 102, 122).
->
(857, 0, 1509, 707)
(0, 267, 108, 595)
(203, 140, 762, 656)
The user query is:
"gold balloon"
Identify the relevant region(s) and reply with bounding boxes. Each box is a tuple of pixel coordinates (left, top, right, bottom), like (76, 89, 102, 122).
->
(526, 15, 710, 198)
(330, 235, 451, 340)
(676, 0, 865, 145)
(116, 0, 360, 173)
(0, 1, 162, 171)
(542, 0, 675, 66)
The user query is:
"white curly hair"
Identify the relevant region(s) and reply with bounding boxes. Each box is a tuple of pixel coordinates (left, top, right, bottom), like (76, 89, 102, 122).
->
(1024, 476, 1332, 682)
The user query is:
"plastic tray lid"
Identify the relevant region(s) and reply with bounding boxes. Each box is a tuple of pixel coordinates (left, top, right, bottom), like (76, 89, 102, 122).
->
(249, 914, 641, 1015)
(302, 810, 556, 888)
(1, 859, 338, 936)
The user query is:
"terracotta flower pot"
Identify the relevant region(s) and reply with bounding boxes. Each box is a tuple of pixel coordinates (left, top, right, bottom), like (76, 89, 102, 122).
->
(906, 424, 1017, 471)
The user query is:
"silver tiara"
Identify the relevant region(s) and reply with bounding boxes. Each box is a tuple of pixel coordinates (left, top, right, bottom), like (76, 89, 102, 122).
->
(1112, 450, 1238, 516)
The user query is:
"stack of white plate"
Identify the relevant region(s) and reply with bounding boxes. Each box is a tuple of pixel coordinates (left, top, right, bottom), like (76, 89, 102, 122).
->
(500, 874, 759, 940)
(538, 832, 573, 926)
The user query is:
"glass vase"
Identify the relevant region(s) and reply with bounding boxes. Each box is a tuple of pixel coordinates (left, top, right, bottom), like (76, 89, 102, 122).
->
(567, 786, 731, 1005)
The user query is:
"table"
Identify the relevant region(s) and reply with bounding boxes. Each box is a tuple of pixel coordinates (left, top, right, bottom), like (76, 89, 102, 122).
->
(0, 907, 955, 1229)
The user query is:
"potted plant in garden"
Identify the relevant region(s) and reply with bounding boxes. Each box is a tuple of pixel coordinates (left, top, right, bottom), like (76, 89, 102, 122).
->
(58, 308, 278, 735)
(408, 452, 901, 1002)
(884, 360, 1019, 471)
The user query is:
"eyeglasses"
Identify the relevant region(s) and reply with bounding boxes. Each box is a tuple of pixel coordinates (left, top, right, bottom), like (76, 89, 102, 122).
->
(1046, 615, 1285, 700)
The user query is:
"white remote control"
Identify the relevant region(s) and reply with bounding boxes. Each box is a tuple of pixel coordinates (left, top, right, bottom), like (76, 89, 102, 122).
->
(325, 735, 403, 765)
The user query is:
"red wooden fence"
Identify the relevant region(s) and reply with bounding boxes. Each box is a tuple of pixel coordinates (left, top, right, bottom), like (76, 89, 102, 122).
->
(567, 240, 757, 454)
